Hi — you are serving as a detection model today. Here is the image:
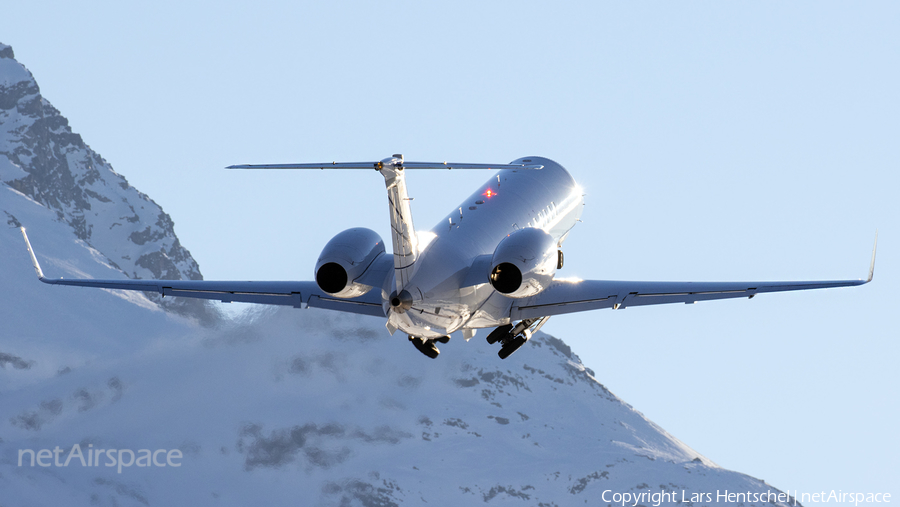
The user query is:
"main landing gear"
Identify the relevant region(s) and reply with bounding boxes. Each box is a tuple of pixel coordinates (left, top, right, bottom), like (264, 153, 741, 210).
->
(409, 335, 450, 359)
(486, 316, 550, 359)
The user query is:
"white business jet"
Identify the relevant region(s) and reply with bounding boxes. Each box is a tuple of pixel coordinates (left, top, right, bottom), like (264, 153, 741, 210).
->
(21, 155, 876, 359)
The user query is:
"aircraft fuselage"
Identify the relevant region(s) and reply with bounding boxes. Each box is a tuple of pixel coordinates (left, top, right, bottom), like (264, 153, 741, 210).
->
(383, 157, 584, 338)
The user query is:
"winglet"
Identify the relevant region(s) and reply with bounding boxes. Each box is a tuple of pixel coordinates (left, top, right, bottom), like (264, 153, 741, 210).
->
(19, 227, 46, 281)
(866, 230, 877, 283)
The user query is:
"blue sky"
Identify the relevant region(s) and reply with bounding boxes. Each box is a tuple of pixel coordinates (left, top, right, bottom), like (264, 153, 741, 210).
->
(4, 1, 898, 501)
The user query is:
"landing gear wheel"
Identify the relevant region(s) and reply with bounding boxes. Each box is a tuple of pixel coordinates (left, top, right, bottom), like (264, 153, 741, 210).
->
(486, 324, 513, 345)
(408, 336, 440, 359)
(498, 334, 528, 359)
(435, 336, 450, 344)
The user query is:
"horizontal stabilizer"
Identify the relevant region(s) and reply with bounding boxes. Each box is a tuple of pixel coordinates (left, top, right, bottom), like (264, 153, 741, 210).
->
(227, 161, 544, 171)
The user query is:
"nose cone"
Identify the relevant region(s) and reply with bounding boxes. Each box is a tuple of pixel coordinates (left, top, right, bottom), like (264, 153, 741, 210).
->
(508, 156, 576, 184)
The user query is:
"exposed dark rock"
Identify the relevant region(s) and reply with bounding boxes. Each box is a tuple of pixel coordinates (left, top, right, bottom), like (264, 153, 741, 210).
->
(0, 351, 32, 369)
(1, 43, 210, 322)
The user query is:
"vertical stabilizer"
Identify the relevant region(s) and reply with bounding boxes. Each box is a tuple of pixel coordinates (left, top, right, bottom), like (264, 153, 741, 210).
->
(378, 155, 419, 293)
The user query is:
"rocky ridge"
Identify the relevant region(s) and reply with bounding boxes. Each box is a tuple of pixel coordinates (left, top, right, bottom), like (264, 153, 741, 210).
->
(0, 42, 201, 285)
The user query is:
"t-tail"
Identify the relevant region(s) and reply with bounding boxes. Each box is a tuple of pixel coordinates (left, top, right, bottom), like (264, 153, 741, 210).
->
(227, 154, 544, 296)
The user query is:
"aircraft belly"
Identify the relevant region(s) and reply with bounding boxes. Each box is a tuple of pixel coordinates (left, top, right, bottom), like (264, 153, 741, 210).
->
(461, 286, 514, 329)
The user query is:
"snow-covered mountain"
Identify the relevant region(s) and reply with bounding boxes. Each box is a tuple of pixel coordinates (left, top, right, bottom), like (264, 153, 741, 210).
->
(1, 43, 796, 506)
(0, 43, 213, 321)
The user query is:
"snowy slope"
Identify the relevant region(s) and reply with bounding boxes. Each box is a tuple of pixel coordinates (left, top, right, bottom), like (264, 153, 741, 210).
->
(0, 187, 196, 382)
(1, 42, 798, 506)
(1, 271, 797, 506)
(0, 170, 797, 507)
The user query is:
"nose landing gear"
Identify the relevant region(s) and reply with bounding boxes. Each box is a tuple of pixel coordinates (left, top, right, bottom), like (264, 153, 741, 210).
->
(486, 316, 550, 359)
(409, 335, 450, 359)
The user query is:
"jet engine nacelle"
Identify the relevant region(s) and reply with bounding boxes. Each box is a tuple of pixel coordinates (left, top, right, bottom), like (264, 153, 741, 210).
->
(489, 227, 557, 298)
(315, 228, 385, 298)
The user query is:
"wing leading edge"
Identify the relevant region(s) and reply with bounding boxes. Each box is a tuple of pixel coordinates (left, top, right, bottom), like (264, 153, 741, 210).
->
(511, 235, 877, 320)
(19, 228, 384, 317)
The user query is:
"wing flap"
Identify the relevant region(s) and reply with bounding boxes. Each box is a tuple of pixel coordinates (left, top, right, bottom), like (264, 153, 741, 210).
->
(43, 276, 385, 314)
(307, 295, 385, 317)
(511, 277, 868, 320)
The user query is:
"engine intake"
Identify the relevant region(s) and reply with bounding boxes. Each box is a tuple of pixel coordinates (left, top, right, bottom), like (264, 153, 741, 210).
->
(489, 263, 523, 294)
(315, 262, 348, 294)
(489, 227, 557, 298)
(315, 228, 385, 298)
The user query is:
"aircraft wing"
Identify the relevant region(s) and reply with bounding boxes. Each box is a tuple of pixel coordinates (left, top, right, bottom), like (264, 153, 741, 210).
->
(510, 277, 868, 320)
(510, 236, 877, 320)
(20, 228, 385, 317)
